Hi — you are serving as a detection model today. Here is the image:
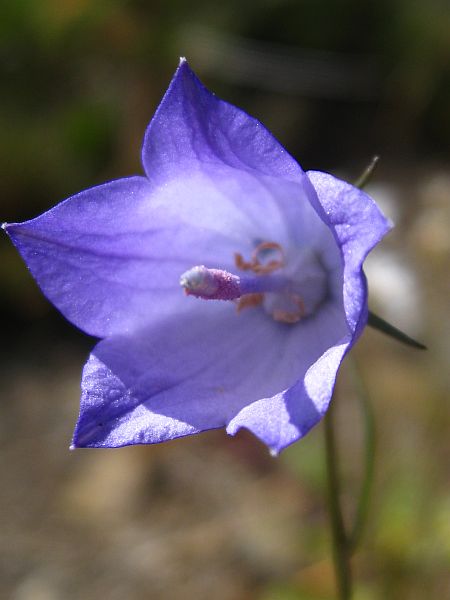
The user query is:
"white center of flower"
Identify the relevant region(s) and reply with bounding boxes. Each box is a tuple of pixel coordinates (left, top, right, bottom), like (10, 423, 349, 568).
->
(180, 241, 328, 324)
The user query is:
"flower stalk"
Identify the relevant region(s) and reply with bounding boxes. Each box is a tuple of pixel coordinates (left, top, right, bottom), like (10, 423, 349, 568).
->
(324, 397, 353, 600)
(320, 157, 424, 599)
(348, 359, 376, 552)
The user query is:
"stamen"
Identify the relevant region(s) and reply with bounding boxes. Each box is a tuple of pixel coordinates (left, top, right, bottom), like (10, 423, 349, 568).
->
(236, 293, 264, 313)
(234, 241, 285, 275)
(272, 295, 306, 323)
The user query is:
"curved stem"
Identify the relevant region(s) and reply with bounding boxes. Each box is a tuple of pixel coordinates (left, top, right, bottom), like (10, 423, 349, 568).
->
(324, 400, 352, 600)
(348, 359, 376, 551)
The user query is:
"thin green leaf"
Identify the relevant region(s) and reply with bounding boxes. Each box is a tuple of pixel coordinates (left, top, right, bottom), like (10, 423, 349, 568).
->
(368, 311, 427, 350)
(354, 155, 380, 189)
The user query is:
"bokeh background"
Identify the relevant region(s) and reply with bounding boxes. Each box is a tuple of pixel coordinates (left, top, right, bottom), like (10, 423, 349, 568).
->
(1, 1, 449, 599)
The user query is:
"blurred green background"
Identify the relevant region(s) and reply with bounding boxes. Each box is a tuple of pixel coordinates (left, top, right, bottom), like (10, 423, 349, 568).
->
(1, 1, 449, 599)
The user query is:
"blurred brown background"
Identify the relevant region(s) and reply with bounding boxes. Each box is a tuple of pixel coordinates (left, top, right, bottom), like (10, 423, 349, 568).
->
(1, 1, 449, 598)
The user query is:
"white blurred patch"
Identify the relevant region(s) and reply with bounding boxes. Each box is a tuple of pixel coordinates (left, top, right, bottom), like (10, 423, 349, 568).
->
(413, 172, 450, 257)
(364, 250, 423, 335)
(364, 182, 402, 224)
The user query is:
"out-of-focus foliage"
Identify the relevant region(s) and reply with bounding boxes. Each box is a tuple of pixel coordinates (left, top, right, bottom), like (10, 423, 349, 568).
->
(1, 1, 448, 599)
(1, 0, 448, 219)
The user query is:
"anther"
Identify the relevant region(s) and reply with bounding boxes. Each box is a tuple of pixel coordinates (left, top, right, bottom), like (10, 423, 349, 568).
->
(272, 295, 306, 323)
(236, 293, 264, 313)
(234, 241, 285, 275)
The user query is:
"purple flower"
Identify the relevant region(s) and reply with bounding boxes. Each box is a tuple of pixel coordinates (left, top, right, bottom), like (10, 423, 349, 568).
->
(3, 59, 391, 454)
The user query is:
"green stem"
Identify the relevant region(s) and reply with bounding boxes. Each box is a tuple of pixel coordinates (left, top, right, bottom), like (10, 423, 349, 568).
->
(348, 359, 376, 551)
(324, 400, 352, 600)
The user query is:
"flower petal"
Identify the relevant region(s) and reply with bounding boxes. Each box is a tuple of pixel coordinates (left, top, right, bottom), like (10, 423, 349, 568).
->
(227, 342, 348, 454)
(72, 297, 349, 450)
(307, 171, 392, 335)
(142, 59, 304, 184)
(4, 176, 211, 338)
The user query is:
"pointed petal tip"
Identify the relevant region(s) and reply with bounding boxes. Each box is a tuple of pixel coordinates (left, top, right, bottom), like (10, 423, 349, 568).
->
(177, 56, 193, 76)
(71, 424, 97, 449)
(70, 431, 83, 449)
(3, 221, 27, 237)
(2, 221, 19, 238)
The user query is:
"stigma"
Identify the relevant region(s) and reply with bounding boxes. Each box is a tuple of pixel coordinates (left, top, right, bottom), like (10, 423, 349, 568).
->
(180, 266, 241, 300)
